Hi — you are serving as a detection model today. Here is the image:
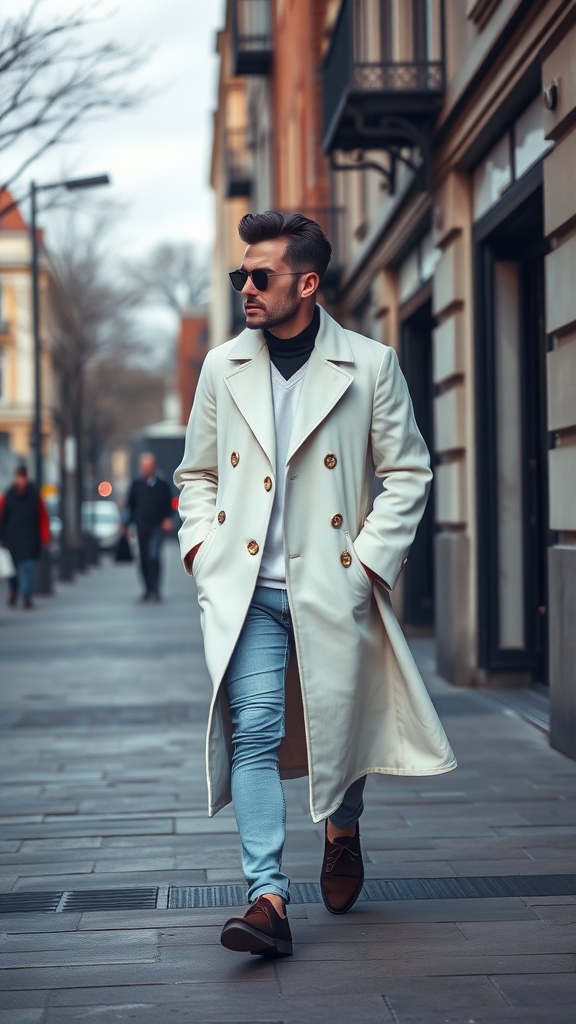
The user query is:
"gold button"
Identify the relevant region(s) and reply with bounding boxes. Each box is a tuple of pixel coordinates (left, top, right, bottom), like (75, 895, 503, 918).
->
(331, 514, 343, 529)
(231, 451, 239, 468)
(247, 540, 259, 556)
(341, 550, 352, 568)
(402, 557, 408, 566)
(217, 510, 226, 524)
(264, 476, 272, 492)
(324, 453, 337, 469)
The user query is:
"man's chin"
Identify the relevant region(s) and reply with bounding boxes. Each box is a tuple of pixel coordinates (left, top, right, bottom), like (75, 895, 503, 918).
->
(244, 307, 266, 328)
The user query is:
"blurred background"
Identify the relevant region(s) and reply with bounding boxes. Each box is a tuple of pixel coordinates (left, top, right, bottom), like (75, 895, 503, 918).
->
(1, 0, 575, 761)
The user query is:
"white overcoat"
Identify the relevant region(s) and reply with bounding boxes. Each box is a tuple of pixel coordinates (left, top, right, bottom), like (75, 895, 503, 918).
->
(174, 306, 456, 822)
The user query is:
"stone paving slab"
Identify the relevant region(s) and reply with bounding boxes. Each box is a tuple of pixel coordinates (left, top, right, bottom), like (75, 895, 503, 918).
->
(43, 989, 396, 1024)
(303, 897, 540, 924)
(272, 953, 576, 990)
(1, 549, 576, 1022)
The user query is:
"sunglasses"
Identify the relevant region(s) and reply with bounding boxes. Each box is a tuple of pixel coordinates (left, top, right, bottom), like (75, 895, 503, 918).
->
(229, 268, 307, 292)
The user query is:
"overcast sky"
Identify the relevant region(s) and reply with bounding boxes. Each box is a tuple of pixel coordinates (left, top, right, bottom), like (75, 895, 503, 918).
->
(3, 0, 225, 260)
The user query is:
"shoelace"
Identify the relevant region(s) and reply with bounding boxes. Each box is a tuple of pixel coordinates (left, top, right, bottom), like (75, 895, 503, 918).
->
(246, 900, 272, 924)
(325, 839, 360, 873)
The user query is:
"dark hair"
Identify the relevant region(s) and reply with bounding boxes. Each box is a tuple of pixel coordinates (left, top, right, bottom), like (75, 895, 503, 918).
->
(15, 464, 28, 477)
(238, 211, 332, 281)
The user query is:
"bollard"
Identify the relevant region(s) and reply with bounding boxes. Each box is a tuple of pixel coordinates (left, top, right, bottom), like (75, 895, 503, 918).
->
(35, 546, 53, 595)
(58, 542, 75, 582)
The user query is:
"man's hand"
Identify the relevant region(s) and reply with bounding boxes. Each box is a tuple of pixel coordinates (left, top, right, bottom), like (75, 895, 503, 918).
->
(185, 542, 202, 572)
(362, 562, 385, 587)
(161, 517, 173, 533)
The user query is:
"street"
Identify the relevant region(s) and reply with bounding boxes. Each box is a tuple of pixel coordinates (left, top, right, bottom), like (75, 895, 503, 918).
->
(1, 545, 576, 1023)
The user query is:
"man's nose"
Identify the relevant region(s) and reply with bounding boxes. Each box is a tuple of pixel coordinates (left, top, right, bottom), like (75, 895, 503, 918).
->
(242, 274, 257, 296)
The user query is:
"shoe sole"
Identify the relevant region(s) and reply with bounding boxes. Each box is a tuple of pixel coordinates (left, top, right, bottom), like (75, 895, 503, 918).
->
(220, 920, 293, 957)
(321, 873, 365, 915)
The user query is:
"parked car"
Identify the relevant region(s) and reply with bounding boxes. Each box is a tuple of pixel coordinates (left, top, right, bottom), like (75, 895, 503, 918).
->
(81, 501, 122, 552)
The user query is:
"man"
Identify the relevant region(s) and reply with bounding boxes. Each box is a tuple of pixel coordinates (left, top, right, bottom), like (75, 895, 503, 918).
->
(0, 464, 50, 609)
(124, 453, 173, 602)
(174, 212, 456, 958)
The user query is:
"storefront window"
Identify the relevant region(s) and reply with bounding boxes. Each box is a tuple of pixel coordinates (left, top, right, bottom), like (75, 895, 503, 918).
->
(473, 134, 512, 220)
(514, 94, 552, 179)
(473, 97, 554, 221)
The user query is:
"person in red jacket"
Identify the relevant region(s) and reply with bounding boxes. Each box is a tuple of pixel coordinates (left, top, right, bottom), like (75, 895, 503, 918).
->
(0, 464, 50, 609)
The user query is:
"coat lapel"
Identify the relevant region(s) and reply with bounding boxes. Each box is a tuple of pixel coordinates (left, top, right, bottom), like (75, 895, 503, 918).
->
(287, 307, 354, 463)
(223, 308, 355, 468)
(224, 331, 275, 468)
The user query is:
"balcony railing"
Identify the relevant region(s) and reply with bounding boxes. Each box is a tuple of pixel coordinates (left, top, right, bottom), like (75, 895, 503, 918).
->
(232, 0, 272, 76)
(322, 0, 445, 153)
(224, 128, 252, 198)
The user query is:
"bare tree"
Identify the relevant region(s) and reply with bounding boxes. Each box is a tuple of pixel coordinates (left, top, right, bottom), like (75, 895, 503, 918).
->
(0, 0, 149, 208)
(83, 357, 165, 477)
(126, 242, 209, 314)
(49, 213, 145, 552)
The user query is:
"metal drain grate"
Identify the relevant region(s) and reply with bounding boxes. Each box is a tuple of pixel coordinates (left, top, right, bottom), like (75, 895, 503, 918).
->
(61, 887, 159, 912)
(169, 874, 576, 909)
(0, 891, 63, 914)
(3, 876, 576, 914)
(0, 887, 158, 914)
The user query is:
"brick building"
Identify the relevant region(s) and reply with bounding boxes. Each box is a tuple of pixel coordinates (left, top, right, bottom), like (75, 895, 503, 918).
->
(177, 308, 209, 423)
(0, 190, 57, 491)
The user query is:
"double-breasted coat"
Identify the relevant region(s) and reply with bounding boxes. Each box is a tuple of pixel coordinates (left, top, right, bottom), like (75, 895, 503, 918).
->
(174, 306, 456, 822)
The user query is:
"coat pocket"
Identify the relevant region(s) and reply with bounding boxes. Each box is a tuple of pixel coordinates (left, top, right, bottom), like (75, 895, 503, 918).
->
(192, 524, 218, 576)
(344, 530, 372, 589)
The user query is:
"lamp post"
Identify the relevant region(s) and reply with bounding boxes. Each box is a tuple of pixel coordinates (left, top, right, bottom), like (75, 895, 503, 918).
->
(30, 173, 110, 593)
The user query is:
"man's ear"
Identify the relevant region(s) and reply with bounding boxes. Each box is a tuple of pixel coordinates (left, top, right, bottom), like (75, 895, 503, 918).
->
(300, 272, 320, 299)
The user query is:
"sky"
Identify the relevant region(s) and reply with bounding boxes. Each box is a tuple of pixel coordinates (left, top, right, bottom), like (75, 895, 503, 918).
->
(2, 0, 225, 345)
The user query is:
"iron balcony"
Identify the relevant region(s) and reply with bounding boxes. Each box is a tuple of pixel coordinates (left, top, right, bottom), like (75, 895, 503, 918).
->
(232, 0, 273, 76)
(322, 0, 445, 153)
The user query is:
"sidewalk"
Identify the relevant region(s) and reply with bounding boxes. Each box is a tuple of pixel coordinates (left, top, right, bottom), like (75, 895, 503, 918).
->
(1, 546, 575, 1023)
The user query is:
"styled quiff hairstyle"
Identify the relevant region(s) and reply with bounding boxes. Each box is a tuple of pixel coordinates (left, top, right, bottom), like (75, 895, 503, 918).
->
(238, 211, 332, 281)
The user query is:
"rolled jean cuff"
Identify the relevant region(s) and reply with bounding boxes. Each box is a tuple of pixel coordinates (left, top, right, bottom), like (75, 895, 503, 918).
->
(250, 884, 291, 905)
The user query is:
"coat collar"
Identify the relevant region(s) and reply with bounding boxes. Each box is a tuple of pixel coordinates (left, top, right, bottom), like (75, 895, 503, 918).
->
(224, 306, 354, 468)
(227, 305, 354, 364)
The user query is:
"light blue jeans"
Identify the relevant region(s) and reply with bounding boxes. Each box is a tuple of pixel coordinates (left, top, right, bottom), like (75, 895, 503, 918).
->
(224, 585, 366, 904)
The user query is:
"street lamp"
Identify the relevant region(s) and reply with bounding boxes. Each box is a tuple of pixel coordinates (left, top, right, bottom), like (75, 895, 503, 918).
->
(30, 173, 110, 592)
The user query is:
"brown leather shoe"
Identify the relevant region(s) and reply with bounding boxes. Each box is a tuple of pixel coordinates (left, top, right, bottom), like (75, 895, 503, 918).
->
(220, 896, 293, 957)
(320, 821, 364, 914)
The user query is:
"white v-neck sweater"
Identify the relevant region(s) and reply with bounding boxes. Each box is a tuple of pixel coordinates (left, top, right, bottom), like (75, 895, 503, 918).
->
(257, 360, 307, 589)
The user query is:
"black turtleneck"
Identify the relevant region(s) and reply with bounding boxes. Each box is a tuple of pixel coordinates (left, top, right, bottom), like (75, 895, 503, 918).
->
(264, 305, 320, 380)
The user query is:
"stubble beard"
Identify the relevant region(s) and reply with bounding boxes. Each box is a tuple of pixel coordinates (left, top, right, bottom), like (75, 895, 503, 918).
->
(245, 283, 301, 332)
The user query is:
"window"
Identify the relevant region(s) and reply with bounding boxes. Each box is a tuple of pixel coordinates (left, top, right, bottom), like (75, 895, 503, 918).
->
(467, 0, 503, 27)
(472, 97, 553, 221)
(0, 347, 6, 402)
(0, 281, 6, 333)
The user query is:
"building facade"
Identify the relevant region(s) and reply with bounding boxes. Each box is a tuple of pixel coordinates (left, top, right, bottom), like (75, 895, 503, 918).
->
(210, 0, 576, 759)
(177, 307, 209, 422)
(0, 190, 57, 491)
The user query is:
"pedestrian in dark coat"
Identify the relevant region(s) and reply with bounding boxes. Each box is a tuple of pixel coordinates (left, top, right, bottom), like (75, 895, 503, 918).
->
(123, 453, 173, 602)
(0, 464, 50, 609)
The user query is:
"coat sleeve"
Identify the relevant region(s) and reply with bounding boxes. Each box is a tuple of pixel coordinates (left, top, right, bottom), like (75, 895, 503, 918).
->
(353, 345, 433, 591)
(173, 350, 218, 574)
